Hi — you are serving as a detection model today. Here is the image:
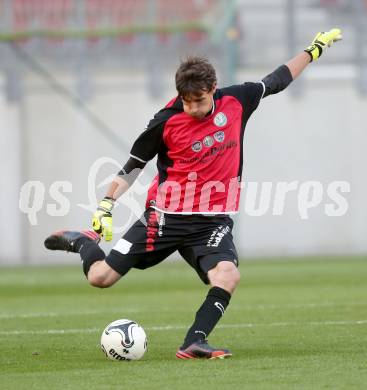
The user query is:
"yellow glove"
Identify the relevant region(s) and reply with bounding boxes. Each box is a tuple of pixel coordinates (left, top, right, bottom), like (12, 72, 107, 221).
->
(92, 198, 114, 241)
(304, 28, 342, 62)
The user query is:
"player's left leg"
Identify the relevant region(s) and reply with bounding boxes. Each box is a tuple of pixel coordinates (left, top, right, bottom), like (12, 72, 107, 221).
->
(206, 260, 241, 294)
(176, 214, 240, 359)
(176, 258, 239, 359)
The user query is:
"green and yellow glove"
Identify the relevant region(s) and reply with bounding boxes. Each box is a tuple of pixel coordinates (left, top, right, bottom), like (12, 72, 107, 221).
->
(92, 197, 114, 241)
(304, 28, 342, 62)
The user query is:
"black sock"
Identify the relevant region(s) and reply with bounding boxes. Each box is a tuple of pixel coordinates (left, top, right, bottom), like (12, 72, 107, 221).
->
(182, 286, 231, 349)
(75, 237, 105, 276)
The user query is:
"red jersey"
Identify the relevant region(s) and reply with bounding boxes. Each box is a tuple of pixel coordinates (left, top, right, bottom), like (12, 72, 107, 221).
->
(129, 82, 265, 214)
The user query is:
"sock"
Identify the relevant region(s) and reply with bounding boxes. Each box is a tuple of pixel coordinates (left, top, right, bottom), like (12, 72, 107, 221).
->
(75, 237, 105, 276)
(181, 286, 231, 349)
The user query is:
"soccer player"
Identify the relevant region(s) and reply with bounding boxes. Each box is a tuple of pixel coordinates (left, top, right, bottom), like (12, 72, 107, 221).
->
(45, 29, 342, 359)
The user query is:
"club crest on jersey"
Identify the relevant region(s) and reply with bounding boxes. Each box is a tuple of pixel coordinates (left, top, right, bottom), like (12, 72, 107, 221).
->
(214, 131, 225, 143)
(192, 141, 202, 152)
(214, 112, 227, 127)
(203, 135, 214, 147)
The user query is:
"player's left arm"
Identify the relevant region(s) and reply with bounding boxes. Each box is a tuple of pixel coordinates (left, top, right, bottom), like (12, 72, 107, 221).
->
(262, 28, 342, 98)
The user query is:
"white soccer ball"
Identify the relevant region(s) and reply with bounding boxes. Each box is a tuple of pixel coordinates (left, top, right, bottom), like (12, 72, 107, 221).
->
(100, 319, 147, 361)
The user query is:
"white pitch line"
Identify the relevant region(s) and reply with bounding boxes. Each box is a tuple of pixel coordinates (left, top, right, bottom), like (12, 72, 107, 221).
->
(232, 302, 367, 310)
(1, 302, 366, 320)
(0, 308, 141, 320)
(0, 320, 366, 336)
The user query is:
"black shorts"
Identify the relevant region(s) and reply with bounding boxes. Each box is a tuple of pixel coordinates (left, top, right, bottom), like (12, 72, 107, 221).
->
(106, 208, 238, 284)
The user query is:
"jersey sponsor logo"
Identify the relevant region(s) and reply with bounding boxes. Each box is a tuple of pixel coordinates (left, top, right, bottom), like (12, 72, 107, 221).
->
(214, 131, 225, 143)
(181, 140, 237, 164)
(192, 141, 202, 152)
(203, 135, 214, 148)
(214, 112, 227, 127)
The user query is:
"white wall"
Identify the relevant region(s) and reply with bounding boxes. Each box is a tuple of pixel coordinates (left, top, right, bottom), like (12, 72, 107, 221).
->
(0, 95, 23, 262)
(237, 76, 367, 256)
(1, 69, 366, 264)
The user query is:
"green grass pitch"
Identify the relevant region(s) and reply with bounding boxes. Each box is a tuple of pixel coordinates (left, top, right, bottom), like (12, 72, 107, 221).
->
(1, 257, 366, 390)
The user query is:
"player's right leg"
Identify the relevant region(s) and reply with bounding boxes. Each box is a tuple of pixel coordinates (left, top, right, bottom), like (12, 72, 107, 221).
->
(44, 230, 121, 287)
(44, 209, 177, 288)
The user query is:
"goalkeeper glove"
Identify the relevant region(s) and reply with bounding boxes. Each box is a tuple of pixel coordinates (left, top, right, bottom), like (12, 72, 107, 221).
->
(92, 197, 114, 241)
(304, 28, 342, 62)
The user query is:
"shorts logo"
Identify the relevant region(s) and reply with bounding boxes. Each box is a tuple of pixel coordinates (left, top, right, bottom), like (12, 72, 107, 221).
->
(214, 131, 225, 143)
(113, 238, 132, 255)
(146, 211, 159, 252)
(214, 112, 227, 127)
(203, 135, 214, 147)
(207, 225, 231, 247)
(192, 141, 202, 152)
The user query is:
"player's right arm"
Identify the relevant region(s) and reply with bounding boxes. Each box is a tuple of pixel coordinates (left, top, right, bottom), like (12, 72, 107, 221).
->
(92, 156, 145, 241)
(92, 104, 179, 241)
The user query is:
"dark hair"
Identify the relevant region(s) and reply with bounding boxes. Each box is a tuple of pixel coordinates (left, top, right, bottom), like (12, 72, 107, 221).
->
(175, 56, 217, 99)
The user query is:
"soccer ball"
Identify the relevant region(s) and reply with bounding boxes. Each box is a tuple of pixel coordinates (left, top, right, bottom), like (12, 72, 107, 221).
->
(100, 319, 147, 361)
